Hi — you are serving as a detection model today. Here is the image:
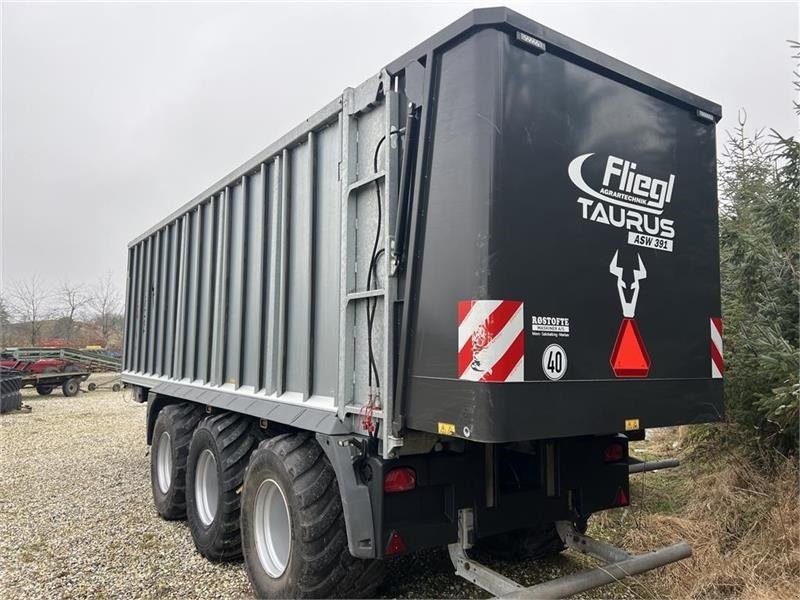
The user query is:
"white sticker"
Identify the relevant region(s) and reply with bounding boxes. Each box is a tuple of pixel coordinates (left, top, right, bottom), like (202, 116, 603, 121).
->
(627, 232, 673, 253)
(531, 315, 570, 337)
(542, 344, 567, 380)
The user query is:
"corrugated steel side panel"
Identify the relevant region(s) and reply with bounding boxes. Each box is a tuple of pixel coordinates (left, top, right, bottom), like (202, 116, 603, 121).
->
(123, 108, 344, 408)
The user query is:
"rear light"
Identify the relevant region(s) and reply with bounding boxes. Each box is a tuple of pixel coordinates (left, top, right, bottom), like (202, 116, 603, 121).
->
(384, 467, 416, 493)
(385, 530, 407, 555)
(603, 442, 625, 463)
(614, 487, 629, 507)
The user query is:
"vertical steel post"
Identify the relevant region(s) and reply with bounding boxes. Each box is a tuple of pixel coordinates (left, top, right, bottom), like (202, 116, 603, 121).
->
(256, 163, 268, 391)
(265, 155, 282, 394)
(276, 149, 290, 396)
(237, 175, 249, 388)
(302, 131, 316, 400)
(337, 90, 356, 417)
(173, 214, 189, 379)
(211, 189, 230, 386)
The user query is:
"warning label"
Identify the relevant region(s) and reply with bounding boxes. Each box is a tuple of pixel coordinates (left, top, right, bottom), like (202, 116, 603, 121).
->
(531, 315, 570, 338)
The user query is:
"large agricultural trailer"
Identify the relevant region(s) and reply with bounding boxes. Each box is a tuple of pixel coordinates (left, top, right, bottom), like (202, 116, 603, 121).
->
(123, 8, 723, 598)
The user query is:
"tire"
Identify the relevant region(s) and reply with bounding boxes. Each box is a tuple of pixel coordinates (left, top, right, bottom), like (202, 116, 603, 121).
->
(151, 403, 204, 520)
(112, 383, 122, 392)
(241, 432, 385, 599)
(36, 366, 59, 395)
(0, 368, 23, 414)
(87, 382, 97, 392)
(476, 520, 587, 561)
(0, 393, 21, 413)
(186, 413, 265, 561)
(61, 377, 80, 397)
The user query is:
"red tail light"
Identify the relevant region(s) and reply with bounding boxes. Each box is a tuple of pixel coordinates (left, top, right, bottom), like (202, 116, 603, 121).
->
(385, 530, 407, 555)
(384, 467, 416, 493)
(603, 442, 625, 463)
(614, 487, 629, 507)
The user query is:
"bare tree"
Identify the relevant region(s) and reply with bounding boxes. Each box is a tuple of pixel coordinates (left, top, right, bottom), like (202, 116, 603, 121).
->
(0, 293, 11, 347)
(88, 272, 122, 347)
(6, 275, 52, 345)
(57, 280, 90, 343)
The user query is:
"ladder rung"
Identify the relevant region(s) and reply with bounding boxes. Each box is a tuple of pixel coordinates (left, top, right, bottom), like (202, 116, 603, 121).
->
(346, 289, 385, 302)
(347, 171, 385, 197)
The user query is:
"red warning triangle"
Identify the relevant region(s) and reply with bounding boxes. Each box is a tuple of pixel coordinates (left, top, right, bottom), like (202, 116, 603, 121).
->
(610, 318, 650, 377)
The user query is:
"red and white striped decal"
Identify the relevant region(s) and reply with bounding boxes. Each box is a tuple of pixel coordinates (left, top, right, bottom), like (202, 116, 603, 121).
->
(458, 300, 524, 382)
(710, 317, 723, 379)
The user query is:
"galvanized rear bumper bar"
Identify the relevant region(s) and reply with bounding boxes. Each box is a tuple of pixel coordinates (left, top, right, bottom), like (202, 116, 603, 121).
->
(629, 457, 680, 474)
(448, 511, 691, 599)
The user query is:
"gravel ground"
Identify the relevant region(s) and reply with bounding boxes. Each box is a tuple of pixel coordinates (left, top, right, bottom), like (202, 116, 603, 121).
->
(1, 378, 634, 599)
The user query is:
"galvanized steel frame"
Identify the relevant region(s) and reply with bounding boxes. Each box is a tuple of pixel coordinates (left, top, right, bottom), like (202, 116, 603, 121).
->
(123, 73, 403, 458)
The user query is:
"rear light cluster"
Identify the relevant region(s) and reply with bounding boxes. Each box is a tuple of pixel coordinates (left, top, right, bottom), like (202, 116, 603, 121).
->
(603, 442, 626, 463)
(383, 467, 416, 493)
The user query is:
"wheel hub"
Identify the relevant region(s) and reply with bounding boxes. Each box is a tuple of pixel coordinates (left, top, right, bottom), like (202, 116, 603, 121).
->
(156, 431, 172, 494)
(253, 479, 291, 578)
(195, 449, 219, 526)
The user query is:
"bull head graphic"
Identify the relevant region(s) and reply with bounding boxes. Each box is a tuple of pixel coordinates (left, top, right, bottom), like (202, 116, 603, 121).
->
(609, 251, 647, 318)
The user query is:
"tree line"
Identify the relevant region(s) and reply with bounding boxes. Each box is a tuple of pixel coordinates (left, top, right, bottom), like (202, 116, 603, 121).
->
(0, 272, 124, 350)
(716, 41, 799, 455)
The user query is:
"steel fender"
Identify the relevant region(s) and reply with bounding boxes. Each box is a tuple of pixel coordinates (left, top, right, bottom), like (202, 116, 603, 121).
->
(316, 433, 377, 559)
(145, 391, 181, 445)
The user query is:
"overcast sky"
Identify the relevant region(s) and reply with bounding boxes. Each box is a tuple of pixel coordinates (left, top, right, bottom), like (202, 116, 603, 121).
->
(2, 1, 797, 294)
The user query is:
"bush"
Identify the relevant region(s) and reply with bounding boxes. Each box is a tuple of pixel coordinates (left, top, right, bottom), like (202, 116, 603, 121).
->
(718, 117, 799, 454)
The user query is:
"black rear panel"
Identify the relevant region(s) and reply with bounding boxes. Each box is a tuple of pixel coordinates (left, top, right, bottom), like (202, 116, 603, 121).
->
(403, 27, 723, 442)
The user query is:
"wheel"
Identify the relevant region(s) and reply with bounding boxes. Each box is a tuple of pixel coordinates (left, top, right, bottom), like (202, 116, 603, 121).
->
(151, 403, 204, 520)
(241, 432, 385, 599)
(0, 368, 23, 414)
(61, 377, 80, 397)
(112, 383, 122, 392)
(36, 385, 54, 396)
(186, 413, 265, 561)
(87, 382, 97, 391)
(475, 520, 587, 561)
(0, 392, 22, 413)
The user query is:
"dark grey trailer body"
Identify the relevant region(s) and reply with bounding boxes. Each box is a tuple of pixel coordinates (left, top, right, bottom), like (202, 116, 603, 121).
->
(123, 6, 723, 453)
(123, 8, 723, 594)
(398, 20, 724, 443)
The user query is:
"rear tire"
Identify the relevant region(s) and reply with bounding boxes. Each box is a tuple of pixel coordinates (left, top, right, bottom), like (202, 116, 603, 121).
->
(150, 403, 203, 520)
(241, 432, 384, 599)
(61, 377, 80, 397)
(186, 413, 265, 562)
(37, 366, 58, 395)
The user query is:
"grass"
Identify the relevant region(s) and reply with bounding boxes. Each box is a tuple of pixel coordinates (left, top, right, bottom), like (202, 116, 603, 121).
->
(590, 427, 800, 599)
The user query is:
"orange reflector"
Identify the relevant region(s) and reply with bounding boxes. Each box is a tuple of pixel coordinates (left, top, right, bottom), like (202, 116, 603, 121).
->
(615, 487, 629, 506)
(385, 530, 407, 556)
(610, 318, 650, 377)
(384, 467, 417, 493)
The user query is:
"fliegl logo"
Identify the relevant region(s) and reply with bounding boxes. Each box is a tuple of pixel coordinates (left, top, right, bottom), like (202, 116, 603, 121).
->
(568, 153, 677, 253)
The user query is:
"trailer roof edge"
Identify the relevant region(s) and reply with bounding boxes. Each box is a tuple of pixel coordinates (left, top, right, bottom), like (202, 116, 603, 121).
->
(385, 6, 722, 120)
(127, 95, 343, 248)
